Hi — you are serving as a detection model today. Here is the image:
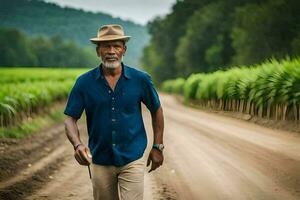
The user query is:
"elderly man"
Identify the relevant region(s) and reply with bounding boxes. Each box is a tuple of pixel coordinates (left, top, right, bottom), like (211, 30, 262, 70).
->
(64, 24, 164, 200)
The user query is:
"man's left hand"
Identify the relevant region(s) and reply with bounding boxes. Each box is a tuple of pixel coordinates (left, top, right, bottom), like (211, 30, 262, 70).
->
(147, 148, 164, 173)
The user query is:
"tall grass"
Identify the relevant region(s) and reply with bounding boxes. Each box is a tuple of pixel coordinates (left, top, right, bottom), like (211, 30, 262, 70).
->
(0, 68, 86, 127)
(161, 58, 300, 121)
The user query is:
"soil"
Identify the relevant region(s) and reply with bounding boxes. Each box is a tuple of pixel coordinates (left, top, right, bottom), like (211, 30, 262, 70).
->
(0, 122, 67, 199)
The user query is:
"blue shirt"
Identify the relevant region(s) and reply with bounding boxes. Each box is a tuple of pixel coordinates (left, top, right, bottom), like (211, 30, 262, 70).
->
(64, 64, 161, 166)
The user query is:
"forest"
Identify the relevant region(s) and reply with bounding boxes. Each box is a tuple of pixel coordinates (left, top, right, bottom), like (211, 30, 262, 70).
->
(0, 28, 97, 67)
(0, 0, 149, 67)
(141, 0, 300, 84)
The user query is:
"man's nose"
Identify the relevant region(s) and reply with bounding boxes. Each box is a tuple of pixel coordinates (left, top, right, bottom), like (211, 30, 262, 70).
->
(107, 50, 116, 55)
(107, 46, 116, 53)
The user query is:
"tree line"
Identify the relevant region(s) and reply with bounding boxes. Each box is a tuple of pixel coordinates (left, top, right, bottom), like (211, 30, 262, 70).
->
(0, 0, 149, 67)
(0, 28, 98, 67)
(141, 0, 300, 84)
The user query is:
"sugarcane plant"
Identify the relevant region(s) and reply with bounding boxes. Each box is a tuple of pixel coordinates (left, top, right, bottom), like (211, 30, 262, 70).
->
(0, 68, 85, 127)
(161, 58, 300, 122)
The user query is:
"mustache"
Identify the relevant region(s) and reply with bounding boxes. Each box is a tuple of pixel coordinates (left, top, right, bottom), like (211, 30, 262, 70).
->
(105, 56, 118, 59)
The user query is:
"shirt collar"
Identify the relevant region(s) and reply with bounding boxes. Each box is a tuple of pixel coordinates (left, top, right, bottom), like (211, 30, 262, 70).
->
(95, 62, 131, 80)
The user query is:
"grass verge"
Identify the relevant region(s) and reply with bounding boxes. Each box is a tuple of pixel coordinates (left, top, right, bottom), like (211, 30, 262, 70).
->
(0, 102, 66, 138)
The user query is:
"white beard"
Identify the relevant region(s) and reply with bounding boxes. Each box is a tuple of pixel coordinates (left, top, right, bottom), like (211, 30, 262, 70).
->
(102, 57, 123, 69)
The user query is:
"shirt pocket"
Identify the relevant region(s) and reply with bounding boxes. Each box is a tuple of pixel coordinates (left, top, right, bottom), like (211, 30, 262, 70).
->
(85, 90, 110, 116)
(120, 88, 141, 114)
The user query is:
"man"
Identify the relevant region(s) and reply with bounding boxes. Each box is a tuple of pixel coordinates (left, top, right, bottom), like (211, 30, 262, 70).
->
(64, 24, 164, 200)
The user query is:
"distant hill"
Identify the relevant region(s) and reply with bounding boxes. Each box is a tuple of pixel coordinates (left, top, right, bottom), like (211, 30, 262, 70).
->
(0, 0, 150, 67)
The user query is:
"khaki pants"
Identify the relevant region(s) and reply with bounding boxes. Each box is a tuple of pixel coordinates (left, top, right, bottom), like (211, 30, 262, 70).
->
(91, 158, 145, 200)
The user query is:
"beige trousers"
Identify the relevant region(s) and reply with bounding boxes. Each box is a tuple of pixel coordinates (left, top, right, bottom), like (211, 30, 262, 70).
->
(91, 158, 145, 200)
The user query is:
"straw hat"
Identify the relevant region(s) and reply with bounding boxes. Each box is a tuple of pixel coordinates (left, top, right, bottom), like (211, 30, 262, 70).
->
(90, 24, 131, 44)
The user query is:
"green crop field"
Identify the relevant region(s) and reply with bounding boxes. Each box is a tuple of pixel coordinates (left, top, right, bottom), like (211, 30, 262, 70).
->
(161, 58, 300, 121)
(0, 68, 87, 129)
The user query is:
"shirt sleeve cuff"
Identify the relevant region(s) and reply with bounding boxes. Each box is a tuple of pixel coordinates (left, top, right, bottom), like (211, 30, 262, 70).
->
(64, 108, 82, 119)
(149, 101, 161, 113)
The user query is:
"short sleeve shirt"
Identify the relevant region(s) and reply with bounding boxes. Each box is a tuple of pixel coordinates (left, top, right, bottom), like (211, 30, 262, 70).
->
(64, 64, 161, 166)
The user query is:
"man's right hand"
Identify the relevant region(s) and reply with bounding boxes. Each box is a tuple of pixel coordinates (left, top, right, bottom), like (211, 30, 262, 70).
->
(74, 144, 92, 166)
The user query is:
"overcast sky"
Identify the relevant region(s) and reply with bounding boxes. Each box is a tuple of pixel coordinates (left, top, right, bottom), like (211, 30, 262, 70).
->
(44, 0, 176, 25)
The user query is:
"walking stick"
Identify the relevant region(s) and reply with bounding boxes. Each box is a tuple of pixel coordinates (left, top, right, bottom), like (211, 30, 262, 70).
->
(88, 165, 92, 179)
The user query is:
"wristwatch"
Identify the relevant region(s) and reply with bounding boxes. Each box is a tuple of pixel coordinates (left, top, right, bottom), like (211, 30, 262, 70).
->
(152, 144, 164, 152)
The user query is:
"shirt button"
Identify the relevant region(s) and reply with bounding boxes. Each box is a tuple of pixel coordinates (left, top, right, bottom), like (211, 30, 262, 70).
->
(112, 119, 116, 122)
(108, 90, 111, 94)
(112, 144, 116, 146)
(112, 107, 115, 110)
(112, 97, 115, 100)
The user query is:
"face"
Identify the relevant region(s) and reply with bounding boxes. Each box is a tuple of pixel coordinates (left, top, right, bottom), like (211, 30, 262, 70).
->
(96, 40, 126, 69)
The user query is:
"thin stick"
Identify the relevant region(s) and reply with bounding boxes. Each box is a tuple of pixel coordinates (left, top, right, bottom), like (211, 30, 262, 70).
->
(88, 165, 92, 179)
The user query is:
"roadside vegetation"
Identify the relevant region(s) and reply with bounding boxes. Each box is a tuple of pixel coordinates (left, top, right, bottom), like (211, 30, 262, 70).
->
(161, 58, 300, 122)
(0, 68, 86, 138)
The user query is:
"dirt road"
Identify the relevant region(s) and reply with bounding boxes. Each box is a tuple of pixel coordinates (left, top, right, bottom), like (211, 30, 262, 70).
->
(1, 94, 300, 200)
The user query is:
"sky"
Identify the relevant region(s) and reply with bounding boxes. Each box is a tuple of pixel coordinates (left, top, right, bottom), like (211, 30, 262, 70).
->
(44, 0, 177, 25)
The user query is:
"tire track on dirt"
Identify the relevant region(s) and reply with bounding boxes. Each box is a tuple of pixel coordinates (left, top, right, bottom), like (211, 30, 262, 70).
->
(0, 123, 84, 199)
(0, 145, 66, 189)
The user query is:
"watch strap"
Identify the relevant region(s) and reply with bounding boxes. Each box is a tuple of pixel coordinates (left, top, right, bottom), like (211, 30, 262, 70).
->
(152, 143, 164, 151)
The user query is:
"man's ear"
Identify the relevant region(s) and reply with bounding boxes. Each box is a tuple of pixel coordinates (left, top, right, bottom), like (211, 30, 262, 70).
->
(123, 45, 127, 56)
(96, 45, 100, 57)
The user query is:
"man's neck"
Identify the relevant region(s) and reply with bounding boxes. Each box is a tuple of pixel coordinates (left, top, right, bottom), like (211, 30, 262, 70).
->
(101, 64, 122, 77)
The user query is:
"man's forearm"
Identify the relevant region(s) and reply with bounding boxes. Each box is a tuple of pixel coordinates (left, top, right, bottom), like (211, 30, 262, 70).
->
(64, 117, 82, 147)
(151, 106, 164, 144)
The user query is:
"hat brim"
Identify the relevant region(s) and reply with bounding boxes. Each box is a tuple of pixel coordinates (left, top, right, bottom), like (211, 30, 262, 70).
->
(90, 35, 131, 44)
